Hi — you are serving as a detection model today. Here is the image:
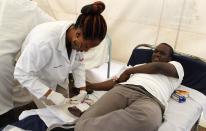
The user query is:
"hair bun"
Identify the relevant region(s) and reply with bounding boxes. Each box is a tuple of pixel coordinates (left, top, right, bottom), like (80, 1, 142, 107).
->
(81, 1, 105, 15)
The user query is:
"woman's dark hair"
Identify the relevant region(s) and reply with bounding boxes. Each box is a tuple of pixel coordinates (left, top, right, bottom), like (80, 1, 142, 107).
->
(75, 1, 107, 42)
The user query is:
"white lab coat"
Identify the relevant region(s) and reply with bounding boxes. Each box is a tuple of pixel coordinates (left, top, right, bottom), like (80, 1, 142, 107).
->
(0, 0, 54, 114)
(14, 21, 86, 99)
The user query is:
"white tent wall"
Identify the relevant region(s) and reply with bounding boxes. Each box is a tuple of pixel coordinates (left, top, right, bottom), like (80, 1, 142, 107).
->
(33, 0, 206, 127)
(34, 0, 206, 63)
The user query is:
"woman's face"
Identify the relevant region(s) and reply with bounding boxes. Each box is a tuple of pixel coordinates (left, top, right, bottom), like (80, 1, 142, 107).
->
(71, 29, 100, 52)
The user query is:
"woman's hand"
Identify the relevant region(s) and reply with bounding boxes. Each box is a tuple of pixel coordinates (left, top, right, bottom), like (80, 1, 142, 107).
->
(47, 91, 68, 105)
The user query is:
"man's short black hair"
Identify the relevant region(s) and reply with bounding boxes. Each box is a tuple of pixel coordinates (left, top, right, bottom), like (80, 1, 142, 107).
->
(159, 43, 174, 57)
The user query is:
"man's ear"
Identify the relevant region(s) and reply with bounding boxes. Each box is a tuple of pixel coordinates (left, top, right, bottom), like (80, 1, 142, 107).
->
(169, 53, 174, 61)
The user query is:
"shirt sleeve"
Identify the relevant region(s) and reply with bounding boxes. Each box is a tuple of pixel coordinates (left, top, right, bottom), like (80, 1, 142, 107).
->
(14, 42, 52, 98)
(72, 52, 86, 88)
(169, 61, 184, 85)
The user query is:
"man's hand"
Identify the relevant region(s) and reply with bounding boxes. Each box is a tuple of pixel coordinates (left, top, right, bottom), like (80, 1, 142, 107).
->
(68, 103, 90, 117)
(116, 70, 130, 83)
(70, 90, 87, 104)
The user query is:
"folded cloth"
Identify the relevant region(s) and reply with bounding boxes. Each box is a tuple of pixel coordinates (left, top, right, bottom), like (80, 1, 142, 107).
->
(19, 104, 78, 127)
(2, 125, 27, 131)
(19, 92, 100, 127)
(47, 123, 75, 131)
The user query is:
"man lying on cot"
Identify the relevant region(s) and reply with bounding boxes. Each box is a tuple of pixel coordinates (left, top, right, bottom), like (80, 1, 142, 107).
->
(1, 43, 183, 131)
(74, 42, 184, 131)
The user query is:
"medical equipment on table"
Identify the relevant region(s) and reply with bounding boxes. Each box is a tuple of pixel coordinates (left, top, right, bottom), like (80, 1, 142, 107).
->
(172, 92, 186, 103)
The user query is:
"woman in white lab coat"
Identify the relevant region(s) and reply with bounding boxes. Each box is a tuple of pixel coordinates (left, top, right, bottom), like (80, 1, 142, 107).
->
(14, 1, 107, 107)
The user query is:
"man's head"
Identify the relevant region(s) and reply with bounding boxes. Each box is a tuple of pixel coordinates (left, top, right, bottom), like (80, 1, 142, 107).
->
(70, 1, 107, 52)
(152, 43, 174, 62)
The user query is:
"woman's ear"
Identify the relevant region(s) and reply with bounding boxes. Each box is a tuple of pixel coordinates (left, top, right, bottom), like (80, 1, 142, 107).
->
(75, 29, 82, 38)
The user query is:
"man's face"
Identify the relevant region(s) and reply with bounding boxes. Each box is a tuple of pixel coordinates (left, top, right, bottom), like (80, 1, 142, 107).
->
(152, 44, 172, 62)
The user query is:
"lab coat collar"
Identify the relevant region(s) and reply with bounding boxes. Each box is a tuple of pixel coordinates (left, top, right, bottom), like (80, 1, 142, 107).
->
(57, 21, 74, 61)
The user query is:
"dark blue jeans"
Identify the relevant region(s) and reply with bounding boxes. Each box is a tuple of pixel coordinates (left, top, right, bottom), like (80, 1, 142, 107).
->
(0, 115, 47, 131)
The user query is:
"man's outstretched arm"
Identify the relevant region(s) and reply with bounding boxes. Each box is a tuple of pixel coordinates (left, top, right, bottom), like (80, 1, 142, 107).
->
(86, 79, 117, 91)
